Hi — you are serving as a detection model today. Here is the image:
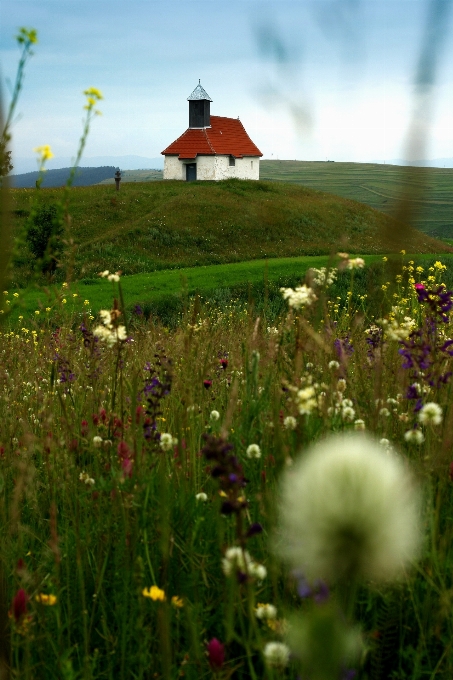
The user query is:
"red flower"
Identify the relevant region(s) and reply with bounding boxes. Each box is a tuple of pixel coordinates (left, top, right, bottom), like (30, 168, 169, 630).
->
(203, 380, 212, 389)
(207, 638, 225, 669)
(121, 458, 134, 478)
(12, 589, 28, 621)
(81, 420, 88, 437)
(220, 359, 228, 370)
(117, 441, 131, 461)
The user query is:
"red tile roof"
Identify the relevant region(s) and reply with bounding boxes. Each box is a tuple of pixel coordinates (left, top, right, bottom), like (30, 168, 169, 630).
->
(161, 116, 263, 159)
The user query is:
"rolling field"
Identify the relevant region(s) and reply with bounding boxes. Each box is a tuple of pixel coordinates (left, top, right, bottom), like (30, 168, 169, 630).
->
(260, 160, 453, 239)
(9, 179, 449, 289)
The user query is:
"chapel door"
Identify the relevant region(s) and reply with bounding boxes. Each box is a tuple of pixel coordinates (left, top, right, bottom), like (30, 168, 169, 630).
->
(186, 164, 197, 181)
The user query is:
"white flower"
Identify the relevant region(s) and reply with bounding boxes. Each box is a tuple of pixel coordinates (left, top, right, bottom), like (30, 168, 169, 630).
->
(278, 433, 421, 582)
(255, 603, 277, 620)
(295, 386, 317, 415)
(160, 433, 177, 451)
(222, 546, 266, 580)
(195, 492, 208, 502)
(263, 642, 291, 668)
(328, 360, 340, 370)
(280, 285, 317, 309)
(379, 408, 391, 417)
(354, 419, 366, 431)
(251, 563, 267, 580)
(418, 402, 442, 426)
(100, 270, 109, 278)
(210, 410, 220, 421)
(93, 436, 103, 448)
(404, 429, 425, 445)
(283, 416, 297, 430)
(347, 257, 365, 269)
(246, 444, 261, 459)
(337, 378, 347, 393)
(342, 406, 356, 422)
(99, 309, 111, 325)
(107, 273, 120, 282)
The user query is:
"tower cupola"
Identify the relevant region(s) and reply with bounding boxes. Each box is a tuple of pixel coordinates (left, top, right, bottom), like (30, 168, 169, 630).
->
(187, 80, 212, 128)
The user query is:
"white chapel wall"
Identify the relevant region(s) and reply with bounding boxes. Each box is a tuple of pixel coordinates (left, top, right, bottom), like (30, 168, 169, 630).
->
(164, 155, 261, 181)
(163, 156, 183, 180)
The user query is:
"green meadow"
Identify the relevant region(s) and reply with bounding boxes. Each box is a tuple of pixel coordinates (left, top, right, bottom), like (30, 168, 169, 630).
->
(9, 178, 449, 289)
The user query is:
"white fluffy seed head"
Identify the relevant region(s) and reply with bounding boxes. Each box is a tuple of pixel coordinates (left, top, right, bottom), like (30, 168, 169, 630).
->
(277, 433, 421, 583)
(418, 402, 442, 426)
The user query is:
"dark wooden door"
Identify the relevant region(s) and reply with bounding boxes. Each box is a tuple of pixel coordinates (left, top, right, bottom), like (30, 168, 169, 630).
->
(186, 164, 197, 181)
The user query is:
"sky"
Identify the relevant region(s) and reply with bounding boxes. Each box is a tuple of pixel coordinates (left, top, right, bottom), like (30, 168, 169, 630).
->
(1, 0, 453, 171)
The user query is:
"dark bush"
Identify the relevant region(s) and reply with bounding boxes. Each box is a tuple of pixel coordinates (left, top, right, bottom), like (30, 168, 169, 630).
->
(26, 203, 64, 273)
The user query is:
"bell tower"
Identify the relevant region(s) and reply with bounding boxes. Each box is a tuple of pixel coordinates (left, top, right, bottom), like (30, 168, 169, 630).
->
(187, 80, 212, 128)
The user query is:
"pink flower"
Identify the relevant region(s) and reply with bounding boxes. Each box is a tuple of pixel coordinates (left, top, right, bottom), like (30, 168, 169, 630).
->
(207, 638, 225, 669)
(415, 283, 426, 291)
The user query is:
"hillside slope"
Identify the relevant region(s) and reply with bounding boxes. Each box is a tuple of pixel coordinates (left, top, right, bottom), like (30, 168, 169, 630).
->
(260, 160, 453, 239)
(10, 179, 450, 281)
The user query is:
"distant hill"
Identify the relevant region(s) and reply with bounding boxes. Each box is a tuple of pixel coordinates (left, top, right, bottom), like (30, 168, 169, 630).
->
(11, 166, 118, 188)
(260, 160, 453, 239)
(11, 155, 164, 175)
(375, 157, 453, 168)
(9, 178, 450, 282)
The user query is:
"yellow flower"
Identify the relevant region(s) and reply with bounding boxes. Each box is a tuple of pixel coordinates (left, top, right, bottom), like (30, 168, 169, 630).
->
(46, 307, 51, 312)
(400, 250, 406, 255)
(17, 27, 38, 45)
(33, 145, 54, 161)
(382, 256, 387, 262)
(171, 595, 184, 608)
(35, 310, 40, 315)
(35, 593, 57, 606)
(142, 586, 166, 601)
(3, 291, 8, 295)
(13, 293, 19, 298)
(62, 282, 68, 288)
(84, 87, 103, 100)
(73, 293, 78, 298)
(84, 300, 90, 306)
(62, 299, 67, 304)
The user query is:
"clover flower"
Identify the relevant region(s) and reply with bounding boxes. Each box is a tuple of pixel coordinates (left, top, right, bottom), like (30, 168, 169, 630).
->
(354, 419, 366, 431)
(255, 603, 277, 620)
(283, 415, 297, 430)
(93, 436, 103, 448)
(210, 410, 220, 421)
(159, 433, 178, 451)
(329, 360, 340, 370)
(404, 428, 424, 445)
(222, 546, 267, 580)
(263, 641, 291, 668)
(418, 402, 442, 426)
(195, 492, 208, 502)
(207, 638, 225, 669)
(246, 443, 261, 459)
(278, 433, 421, 582)
(281, 285, 317, 309)
(295, 386, 317, 415)
(347, 258, 365, 270)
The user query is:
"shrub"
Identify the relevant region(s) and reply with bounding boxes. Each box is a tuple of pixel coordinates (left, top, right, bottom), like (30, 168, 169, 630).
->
(26, 203, 64, 274)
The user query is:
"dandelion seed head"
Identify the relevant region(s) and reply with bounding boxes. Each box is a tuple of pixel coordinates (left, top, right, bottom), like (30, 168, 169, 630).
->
(278, 433, 421, 583)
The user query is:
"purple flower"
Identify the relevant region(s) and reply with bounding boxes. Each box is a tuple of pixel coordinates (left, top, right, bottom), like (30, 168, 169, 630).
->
(207, 638, 225, 669)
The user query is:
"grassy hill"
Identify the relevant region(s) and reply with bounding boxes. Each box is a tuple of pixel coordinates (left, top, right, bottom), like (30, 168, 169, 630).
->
(260, 160, 453, 239)
(9, 178, 450, 285)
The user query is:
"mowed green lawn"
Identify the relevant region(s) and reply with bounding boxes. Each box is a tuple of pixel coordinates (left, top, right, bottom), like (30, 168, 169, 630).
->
(5, 253, 453, 322)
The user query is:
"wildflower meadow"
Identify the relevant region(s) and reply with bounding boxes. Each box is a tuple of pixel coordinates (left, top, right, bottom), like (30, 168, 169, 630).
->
(2, 25, 453, 680)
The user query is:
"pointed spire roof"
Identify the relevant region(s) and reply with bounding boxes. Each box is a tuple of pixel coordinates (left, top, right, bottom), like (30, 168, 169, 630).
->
(187, 80, 212, 101)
